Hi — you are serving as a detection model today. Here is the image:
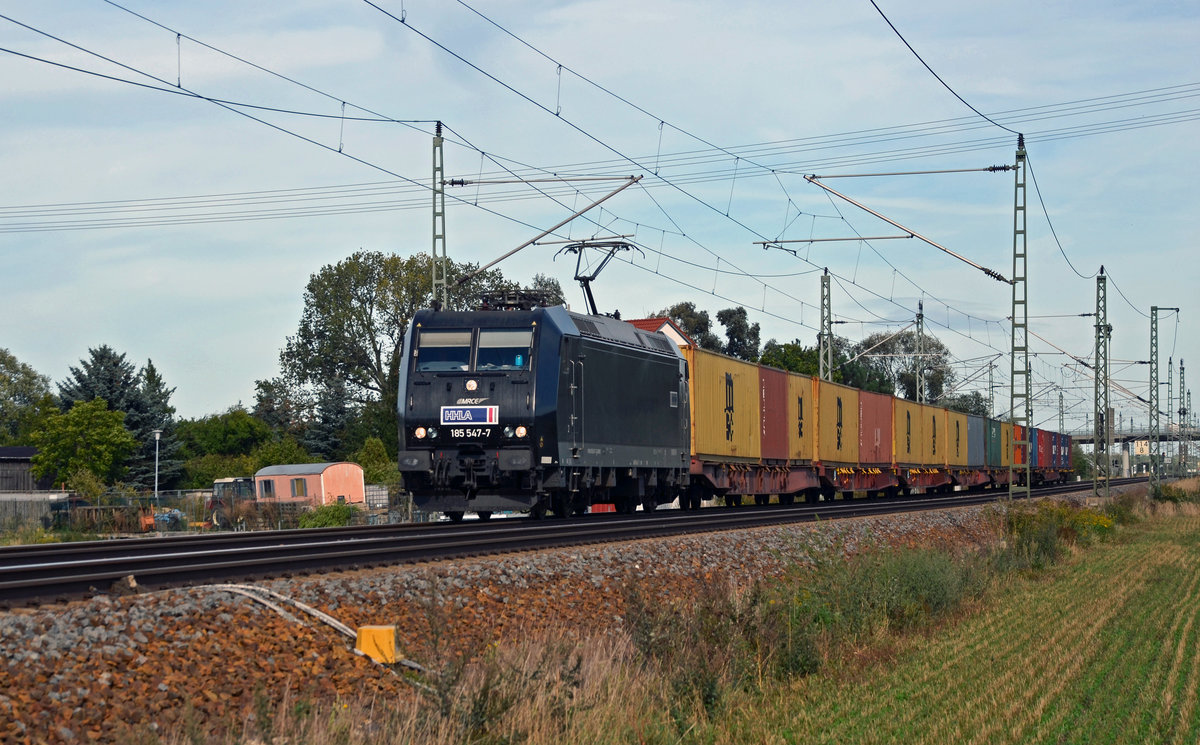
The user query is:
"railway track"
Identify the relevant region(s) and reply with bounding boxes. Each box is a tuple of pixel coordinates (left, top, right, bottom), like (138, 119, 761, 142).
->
(0, 477, 1144, 608)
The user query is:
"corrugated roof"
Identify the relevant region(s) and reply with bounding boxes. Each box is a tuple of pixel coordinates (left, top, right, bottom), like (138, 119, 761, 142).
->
(254, 462, 362, 477)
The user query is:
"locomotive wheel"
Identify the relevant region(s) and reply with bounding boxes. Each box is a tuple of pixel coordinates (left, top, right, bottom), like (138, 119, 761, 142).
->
(530, 501, 547, 520)
(476, 511, 493, 521)
(641, 495, 657, 513)
(445, 511, 465, 523)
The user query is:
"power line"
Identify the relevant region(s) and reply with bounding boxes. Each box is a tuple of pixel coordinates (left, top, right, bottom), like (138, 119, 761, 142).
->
(868, 0, 1020, 136)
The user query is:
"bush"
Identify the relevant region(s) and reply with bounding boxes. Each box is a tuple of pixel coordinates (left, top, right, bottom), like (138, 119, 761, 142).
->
(297, 503, 360, 528)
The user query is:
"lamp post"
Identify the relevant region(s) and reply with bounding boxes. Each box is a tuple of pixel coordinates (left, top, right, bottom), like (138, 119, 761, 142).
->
(152, 429, 162, 509)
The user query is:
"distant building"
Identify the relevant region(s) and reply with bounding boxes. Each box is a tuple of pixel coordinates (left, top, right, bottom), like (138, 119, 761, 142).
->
(626, 317, 695, 348)
(0, 447, 50, 491)
(253, 462, 365, 507)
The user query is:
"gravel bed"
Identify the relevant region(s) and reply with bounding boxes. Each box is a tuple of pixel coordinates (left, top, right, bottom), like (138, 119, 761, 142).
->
(0, 504, 1001, 743)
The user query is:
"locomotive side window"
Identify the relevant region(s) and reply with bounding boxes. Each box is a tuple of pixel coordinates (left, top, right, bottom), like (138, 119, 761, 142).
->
(415, 330, 472, 371)
(477, 329, 533, 370)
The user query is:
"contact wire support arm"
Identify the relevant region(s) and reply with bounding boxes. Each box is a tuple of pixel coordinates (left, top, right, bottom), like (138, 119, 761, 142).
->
(454, 175, 642, 287)
(804, 175, 1010, 284)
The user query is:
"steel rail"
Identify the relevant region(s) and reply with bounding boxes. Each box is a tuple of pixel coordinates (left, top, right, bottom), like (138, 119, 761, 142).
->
(0, 478, 1145, 608)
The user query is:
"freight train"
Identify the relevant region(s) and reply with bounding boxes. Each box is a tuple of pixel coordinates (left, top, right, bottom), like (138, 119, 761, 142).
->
(397, 296, 1072, 520)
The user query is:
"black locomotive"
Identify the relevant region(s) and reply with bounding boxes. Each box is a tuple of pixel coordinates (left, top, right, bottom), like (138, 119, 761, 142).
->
(397, 295, 690, 520)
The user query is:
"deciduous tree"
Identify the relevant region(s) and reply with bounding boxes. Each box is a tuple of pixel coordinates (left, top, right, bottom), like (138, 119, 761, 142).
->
(0, 348, 55, 445)
(30, 399, 137, 485)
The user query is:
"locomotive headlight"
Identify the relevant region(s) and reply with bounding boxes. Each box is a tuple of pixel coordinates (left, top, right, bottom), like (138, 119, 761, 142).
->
(465, 379, 478, 391)
(414, 427, 427, 439)
(515, 425, 528, 438)
(503, 426, 515, 438)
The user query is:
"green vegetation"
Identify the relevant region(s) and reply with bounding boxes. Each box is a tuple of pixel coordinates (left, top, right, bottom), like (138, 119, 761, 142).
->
(297, 503, 361, 528)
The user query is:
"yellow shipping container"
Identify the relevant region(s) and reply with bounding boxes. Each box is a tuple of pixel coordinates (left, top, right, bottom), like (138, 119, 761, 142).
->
(921, 404, 947, 468)
(787, 371, 815, 462)
(814, 379, 859, 464)
(893, 398, 924, 465)
(946, 409, 968, 467)
(685, 347, 761, 461)
(1000, 421, 1013, 468)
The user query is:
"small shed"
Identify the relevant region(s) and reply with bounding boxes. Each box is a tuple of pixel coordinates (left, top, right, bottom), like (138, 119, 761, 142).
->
(0, 446, 50, 491)
(254, 462, 365, 507)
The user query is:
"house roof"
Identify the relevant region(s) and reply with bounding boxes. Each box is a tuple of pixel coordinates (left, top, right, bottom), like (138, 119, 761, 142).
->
(625, 317, 695, 347)
(255, 462, 362, 477)
(0, 446, 37, 461)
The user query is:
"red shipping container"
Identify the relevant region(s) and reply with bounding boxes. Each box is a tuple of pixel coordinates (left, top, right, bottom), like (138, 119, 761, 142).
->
(758, 366, 790, 461)
(1037, 429, 1050, 469)
(858, 391, 893, 465)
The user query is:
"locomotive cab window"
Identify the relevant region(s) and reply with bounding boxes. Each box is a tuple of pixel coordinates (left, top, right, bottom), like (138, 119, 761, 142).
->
(415, 330, 472, 371)
(476, 329, 533, 371)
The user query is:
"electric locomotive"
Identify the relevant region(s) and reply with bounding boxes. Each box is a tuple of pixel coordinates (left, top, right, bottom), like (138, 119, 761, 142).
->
(397, 293, 690, 520)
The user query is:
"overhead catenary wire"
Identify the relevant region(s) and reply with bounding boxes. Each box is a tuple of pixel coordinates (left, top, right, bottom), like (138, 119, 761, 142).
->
(0, 6, 1173, 427)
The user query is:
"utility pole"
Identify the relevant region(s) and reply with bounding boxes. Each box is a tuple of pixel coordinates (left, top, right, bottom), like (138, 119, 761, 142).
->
(1169, 356, 1175, 475)
(432, 121, 448, 308)
(819, 269, 833, 382)
(1009, 135, 1031, 501)
(1059, 390, 1065, 433)
(988, 363, 995, 418)
(915, 300, 925, 403)
(1182, 360, 1189, 475)
(1093, 267, 1111, 499)
(1149, 307, 1179, 495)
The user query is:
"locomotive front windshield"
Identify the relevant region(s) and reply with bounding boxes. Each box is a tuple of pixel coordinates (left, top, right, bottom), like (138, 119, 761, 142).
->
(415, 330, 472, 371)
(414, 327, 533, 372)
(477, 329, 532, 370)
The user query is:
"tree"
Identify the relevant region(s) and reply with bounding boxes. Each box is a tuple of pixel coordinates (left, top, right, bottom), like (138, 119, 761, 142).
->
(280, 251, 515, 407)
(716, 306, 760, 361)
(249, 435, 315, 472)
(177, 407, 275, 458)
(270, 251, 522, 459)
(30, 399, 137, 485)
(530, 273, 566, 306)
(252, 375, 311, 439)
(303, 380, 353, 461)
(759, 336, 892, 393)
(57, 346, 182, 490)
(760, 339, 821, 376)
(353, 436, 402, 486)
(0, 348, 56, 445)
(851, 330, 955, 401)
(130, 360, 183, 489)
(941, 391, 991, 417)
(657, 301, 722, 351)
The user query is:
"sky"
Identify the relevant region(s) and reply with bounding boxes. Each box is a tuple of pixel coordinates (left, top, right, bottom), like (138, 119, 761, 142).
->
(1, 0, 1197, 436)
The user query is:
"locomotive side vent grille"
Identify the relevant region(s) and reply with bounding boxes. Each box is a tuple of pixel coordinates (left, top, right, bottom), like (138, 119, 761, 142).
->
(575, 318, 601, 337)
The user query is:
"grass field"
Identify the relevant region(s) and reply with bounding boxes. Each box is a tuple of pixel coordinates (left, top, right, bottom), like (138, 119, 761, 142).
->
(709, 504, 1200, 744)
